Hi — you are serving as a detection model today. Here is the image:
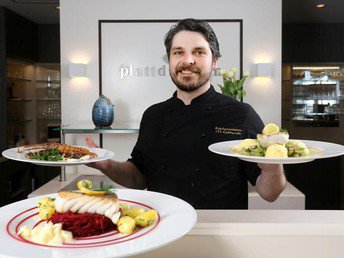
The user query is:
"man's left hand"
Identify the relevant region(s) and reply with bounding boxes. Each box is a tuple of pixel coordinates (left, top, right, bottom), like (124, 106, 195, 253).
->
(257, 163, 283, 175)
(255, 163, 286, 202)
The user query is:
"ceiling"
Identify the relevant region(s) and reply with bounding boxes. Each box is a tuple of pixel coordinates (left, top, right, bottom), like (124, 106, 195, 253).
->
(283, 0, 344, 23)
(0, 0, 344, 24)
(0, 0, 59, 24)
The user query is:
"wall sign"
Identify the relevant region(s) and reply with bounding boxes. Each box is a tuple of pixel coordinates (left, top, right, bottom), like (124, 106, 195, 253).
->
(98, 19, 243, 124)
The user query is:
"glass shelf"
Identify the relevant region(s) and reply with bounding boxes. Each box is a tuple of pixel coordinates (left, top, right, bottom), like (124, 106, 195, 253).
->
(7, 99, 32, 102)
(8, 119, 32, 123)
(36, 80, 60, 84)
(36, 99, 61, 101)
(37, 118, 61, 121)
(55, 122, 140, 133)
(293, 96, 338, 101)
(7, 77, 32, 82)
(293, 112, 340, 116)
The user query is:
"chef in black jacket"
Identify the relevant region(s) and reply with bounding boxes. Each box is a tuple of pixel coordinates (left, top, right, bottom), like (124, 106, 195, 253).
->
(87, 18, 286, 209)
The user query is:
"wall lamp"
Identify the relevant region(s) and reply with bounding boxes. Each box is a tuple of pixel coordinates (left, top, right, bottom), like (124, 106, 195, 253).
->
(69, 63, 87, 78)
(255, 63, 273, 78)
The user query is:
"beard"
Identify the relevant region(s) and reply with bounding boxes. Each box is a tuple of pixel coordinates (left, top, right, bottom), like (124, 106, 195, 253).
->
(170, 64, 212, 92)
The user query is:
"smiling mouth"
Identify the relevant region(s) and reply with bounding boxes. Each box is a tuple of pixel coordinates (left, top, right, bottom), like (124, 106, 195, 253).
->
(179, 70, 197, 75)
(177, 68, 200, 76)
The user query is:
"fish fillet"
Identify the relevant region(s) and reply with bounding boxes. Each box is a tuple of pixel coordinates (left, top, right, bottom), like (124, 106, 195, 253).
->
(257, 133, 289, 147)
(55, 191, 121, 224)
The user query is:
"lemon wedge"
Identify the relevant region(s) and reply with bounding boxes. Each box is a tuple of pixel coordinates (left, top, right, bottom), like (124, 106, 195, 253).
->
(77, 180, 108, 196)
(262, 123, 280, 136)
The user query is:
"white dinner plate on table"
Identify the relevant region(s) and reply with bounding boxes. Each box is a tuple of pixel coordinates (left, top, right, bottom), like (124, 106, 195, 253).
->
(2, 146, 114, 166)
(0, 189, 197, 258)
(209, 139, 344, 164)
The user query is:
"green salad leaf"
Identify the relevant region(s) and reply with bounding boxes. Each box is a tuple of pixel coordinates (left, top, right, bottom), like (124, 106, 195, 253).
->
(28, 148, 63, 161)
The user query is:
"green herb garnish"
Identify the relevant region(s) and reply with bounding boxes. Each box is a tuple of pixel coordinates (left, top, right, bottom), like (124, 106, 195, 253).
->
(93, 185, 114, 192)
(28, 148, 63, 161)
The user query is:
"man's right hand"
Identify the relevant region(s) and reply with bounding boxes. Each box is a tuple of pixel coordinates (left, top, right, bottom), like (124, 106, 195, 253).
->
(86, 136, 112, 172)
(86, 137, 146, 189)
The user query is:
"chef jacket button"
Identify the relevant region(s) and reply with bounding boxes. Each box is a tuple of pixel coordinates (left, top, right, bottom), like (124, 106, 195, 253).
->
(168, 108, 172, 112)
(191, 182, 195, 187)
(195, 168, 200, 173)
(161, 165, 167, 169)
(201, 133, 206, 137)
(162, 133, 168, 138)
(207, 106, 212, 111)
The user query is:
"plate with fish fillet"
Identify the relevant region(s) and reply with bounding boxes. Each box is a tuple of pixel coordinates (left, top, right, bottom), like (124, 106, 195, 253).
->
(209, 139, 344, 164)
(2, 142, 114, 166)
(209, 123, 344, 164)
(0, 188, 197, 258)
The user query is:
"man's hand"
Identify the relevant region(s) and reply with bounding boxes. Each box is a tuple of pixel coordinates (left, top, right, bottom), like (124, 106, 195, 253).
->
(85, 136, 146, 189)
(257, 163, 283, 175)
(255, 163, 286, 202)
(86, 136, 99, 148)
(86, 136, 111, 172)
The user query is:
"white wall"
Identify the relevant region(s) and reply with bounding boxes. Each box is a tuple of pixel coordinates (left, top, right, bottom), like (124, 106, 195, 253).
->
(60, 0, 282, 174)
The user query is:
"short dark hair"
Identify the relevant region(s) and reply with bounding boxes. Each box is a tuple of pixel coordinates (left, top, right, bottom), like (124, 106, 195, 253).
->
(164, 18, 221, 61)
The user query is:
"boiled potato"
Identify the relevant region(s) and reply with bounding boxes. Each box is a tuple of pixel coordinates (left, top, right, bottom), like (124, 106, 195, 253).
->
(39, 205, 56, 220)
(117, 216, 136, 234)
(121, 207, 145, 218)
(119, 201, 131, 210)
(135, 209, 158, 227)
(37, 197, 55, 209)
(38, 196, 56, 220)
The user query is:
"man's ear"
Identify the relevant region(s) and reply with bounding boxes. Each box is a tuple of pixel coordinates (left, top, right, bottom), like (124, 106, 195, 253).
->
(213, 58, 219, 69)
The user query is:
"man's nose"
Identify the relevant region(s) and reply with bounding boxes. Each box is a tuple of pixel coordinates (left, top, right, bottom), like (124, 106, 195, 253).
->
(183, 53, 195, 64)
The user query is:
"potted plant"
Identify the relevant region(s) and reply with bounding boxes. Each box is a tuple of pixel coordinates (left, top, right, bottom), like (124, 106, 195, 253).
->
(218, 68, 249, 101)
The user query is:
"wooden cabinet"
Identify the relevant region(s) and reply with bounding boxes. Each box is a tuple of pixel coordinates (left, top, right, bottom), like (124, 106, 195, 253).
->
(0, 157, 32, 207)
(285, 157, 341, 209)
(0, 157, 60, 207)
(4, 8, 38, 62)
(283, 24, 344, 63)
(38, 24, 60, 63)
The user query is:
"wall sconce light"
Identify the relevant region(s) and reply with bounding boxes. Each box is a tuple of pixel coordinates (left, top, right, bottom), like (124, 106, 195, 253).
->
(69, 63, 87, 78)
(255, 63, 273, 78)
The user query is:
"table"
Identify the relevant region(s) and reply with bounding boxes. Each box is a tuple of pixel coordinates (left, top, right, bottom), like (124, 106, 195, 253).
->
(29, 174, 305, 210)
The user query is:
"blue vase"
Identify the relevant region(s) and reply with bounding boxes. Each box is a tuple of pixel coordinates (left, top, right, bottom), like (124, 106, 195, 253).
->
(92, 95, 114, 127)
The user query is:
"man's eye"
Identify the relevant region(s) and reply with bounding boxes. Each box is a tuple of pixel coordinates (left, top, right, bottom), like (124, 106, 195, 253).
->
(173, 51, 183, 55)
(195, 51, 206, 55)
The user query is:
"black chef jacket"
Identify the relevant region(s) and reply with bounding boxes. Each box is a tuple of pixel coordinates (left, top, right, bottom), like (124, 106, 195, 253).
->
(128, 85, 264, 209)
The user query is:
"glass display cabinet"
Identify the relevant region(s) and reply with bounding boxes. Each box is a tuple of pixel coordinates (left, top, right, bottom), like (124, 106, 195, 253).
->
(35, 63, 61, 143)
(6, 58, 35, 148)
(291, 65, 344, 127)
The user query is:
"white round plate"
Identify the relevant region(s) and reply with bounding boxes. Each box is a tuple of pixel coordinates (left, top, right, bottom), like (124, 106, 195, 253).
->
(2, 146, 114, 166)
(0, 189, 197, 258)
(208, 139, 344, 164)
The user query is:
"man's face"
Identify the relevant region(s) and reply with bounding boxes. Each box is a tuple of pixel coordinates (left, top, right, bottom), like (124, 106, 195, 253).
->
(169, 31, 218, 92)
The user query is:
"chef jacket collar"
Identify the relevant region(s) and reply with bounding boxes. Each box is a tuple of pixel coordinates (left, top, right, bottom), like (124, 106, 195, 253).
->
(172, 85, 216, 106)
